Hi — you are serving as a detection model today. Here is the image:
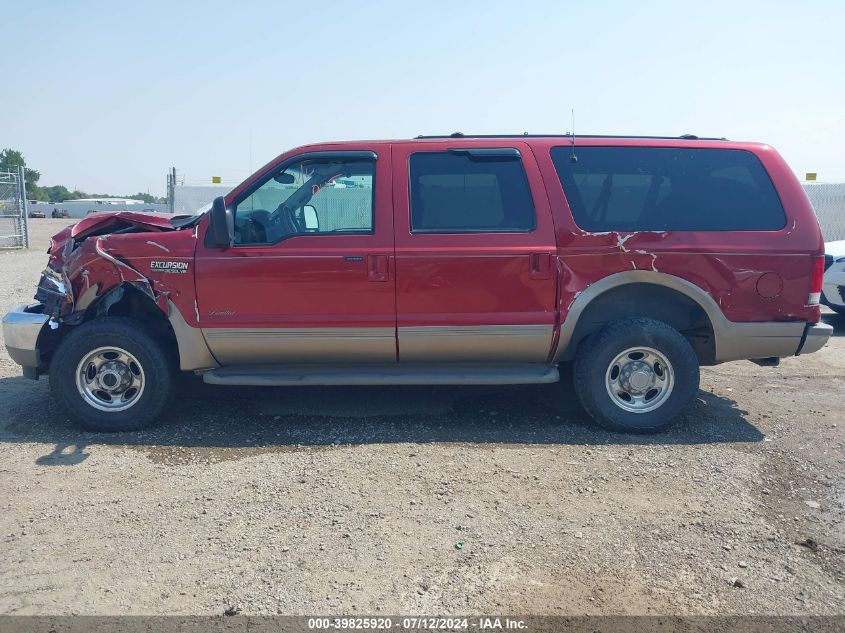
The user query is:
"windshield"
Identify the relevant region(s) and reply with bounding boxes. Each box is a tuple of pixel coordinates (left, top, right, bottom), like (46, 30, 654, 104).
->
(168, 201, 212, 228)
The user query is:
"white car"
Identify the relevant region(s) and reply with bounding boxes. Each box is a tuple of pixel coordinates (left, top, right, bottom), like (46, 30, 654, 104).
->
(823, 240, 845, 315)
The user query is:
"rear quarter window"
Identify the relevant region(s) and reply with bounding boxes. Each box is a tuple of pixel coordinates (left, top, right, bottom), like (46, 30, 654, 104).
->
(550, 146, 786, 232)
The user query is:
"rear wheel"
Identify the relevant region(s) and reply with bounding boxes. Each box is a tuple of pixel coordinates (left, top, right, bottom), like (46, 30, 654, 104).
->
(49, 317, 175, 432)
(573, 318, 700, 433)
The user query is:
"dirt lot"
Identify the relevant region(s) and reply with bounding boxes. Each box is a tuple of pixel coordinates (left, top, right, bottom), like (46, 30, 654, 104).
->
(0, 219, 843, 616)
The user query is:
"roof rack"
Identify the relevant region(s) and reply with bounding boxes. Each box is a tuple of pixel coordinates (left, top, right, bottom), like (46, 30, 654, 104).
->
(414, 132, 728, 141)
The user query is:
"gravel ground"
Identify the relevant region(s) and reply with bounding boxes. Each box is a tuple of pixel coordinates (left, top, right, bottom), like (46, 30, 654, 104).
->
(0, 219, 843, 616)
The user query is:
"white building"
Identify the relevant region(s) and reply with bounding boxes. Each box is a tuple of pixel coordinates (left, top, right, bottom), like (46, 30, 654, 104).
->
(29, 197, 168, 219)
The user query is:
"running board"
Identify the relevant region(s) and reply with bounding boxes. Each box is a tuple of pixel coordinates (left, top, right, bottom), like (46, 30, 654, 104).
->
(201, 363, 560, 386)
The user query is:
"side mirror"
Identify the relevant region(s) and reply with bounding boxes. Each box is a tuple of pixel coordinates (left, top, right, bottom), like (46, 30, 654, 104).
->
(302, 204, 319, 231)
(209, 196, 234, 247)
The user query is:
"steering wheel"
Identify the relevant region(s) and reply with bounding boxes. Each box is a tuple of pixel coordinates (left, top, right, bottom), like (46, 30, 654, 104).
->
(272, 203, 302, 235)
(240, 217, 266, 244)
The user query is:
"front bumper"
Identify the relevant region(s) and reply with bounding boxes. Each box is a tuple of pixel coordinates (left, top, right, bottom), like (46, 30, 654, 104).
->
(797, 321, 834, 355)
(2, 303, 50, 378)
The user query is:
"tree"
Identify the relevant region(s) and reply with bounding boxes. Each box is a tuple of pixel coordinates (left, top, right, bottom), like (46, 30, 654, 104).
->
(128, 192, 160, 204)
(41, 185, 78, 203)
(0, 148, 164, 204)
(0, 148, 45, 200)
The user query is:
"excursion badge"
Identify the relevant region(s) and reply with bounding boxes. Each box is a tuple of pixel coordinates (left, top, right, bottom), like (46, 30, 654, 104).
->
(150, 261, 189, 274)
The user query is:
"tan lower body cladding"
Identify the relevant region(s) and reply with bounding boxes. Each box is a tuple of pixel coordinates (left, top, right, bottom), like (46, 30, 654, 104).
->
(397, 325, 553, 362)
(199, 324, 554, 365)
(201, 327, 397, 364)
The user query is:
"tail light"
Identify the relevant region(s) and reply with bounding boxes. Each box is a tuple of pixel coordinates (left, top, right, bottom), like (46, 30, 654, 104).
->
(808, 254, 824, 305)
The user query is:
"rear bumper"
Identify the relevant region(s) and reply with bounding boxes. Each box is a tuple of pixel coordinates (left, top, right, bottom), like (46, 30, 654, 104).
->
(715, 320, 832, 362)
(796, 322, 834, 355)
(2, 303, 50, 378)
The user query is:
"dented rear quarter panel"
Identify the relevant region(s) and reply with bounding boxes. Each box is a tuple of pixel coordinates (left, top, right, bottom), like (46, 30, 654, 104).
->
(529, 138, 824, 325)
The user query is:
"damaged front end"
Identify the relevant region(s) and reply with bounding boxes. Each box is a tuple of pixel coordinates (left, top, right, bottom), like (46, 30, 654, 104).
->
(35, 267, 73, 321)
(3, 211, 201, 378)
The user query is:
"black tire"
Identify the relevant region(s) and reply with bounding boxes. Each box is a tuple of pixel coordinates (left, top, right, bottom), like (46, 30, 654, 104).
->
(573, 317, 700, 434)
(49, 317, 176, 432)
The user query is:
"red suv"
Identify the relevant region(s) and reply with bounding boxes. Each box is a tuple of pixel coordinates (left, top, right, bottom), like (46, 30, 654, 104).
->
(2, 134, 832, 433)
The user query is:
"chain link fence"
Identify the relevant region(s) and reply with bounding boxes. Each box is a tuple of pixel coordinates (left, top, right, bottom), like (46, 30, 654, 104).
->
(172, 184, 228, 214)
(804, 182, 845, 242)
(0, 168, 29, 249)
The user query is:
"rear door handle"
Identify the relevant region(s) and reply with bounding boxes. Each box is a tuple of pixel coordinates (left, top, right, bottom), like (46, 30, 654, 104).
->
(368, 254, 389, 282)
(529, 253, 551, 280)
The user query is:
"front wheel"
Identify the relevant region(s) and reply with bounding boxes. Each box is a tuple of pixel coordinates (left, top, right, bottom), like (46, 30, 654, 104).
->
(573, 318, 700, 433)
(49, 317, 176, 432)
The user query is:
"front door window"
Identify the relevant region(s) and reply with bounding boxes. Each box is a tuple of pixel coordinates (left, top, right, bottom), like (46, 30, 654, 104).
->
(234, 158, 375, 245)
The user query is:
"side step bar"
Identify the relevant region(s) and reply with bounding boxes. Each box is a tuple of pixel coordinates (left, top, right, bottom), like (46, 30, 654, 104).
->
(201, 363, 560, 386)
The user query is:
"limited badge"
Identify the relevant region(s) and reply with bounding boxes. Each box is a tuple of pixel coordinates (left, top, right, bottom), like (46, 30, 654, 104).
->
(150, 261, 189, 274)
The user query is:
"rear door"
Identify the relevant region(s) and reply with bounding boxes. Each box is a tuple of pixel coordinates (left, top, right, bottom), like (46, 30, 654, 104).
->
(391, 141, 558, 362)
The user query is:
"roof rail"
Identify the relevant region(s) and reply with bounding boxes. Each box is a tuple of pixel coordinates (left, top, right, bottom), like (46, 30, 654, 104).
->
(414, 133, 729, 141)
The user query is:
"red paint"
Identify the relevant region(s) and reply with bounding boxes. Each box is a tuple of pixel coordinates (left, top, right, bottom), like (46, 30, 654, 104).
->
(194, 142, 395, 331)
(390, 140, 558, 356)
(756, 272, 783, 299)
(529, 137, 823, 327)
(47, 136, 824, 362)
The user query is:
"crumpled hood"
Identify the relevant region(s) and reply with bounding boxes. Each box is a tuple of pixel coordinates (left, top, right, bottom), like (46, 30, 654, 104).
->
(47, 212, 178, 271)
(70, 211, 175, 239)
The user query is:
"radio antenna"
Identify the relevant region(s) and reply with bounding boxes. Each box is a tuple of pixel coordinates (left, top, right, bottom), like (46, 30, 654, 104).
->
(569, 108, 578, 163)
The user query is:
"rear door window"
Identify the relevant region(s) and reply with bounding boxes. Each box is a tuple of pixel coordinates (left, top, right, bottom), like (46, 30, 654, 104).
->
(409, 151, 536, 233)
(550, 147, 786, 231)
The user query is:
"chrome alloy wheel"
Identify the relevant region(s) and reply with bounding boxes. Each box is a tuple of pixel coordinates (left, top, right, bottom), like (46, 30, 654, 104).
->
(604, 346, 674, 413)
(75, 346, 145, 412)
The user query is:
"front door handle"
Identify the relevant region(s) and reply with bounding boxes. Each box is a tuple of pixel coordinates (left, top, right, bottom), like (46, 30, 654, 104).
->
(529, 253, 551, 280)
(368, 254, 389, 282)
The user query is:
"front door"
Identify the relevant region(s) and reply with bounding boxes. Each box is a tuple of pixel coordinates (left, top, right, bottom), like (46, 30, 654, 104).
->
(391, 141, 558, 362)
(194, 146, 396, 365)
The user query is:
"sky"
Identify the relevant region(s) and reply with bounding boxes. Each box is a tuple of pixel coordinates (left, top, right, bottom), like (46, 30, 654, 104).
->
(2, 0, 844, 196)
